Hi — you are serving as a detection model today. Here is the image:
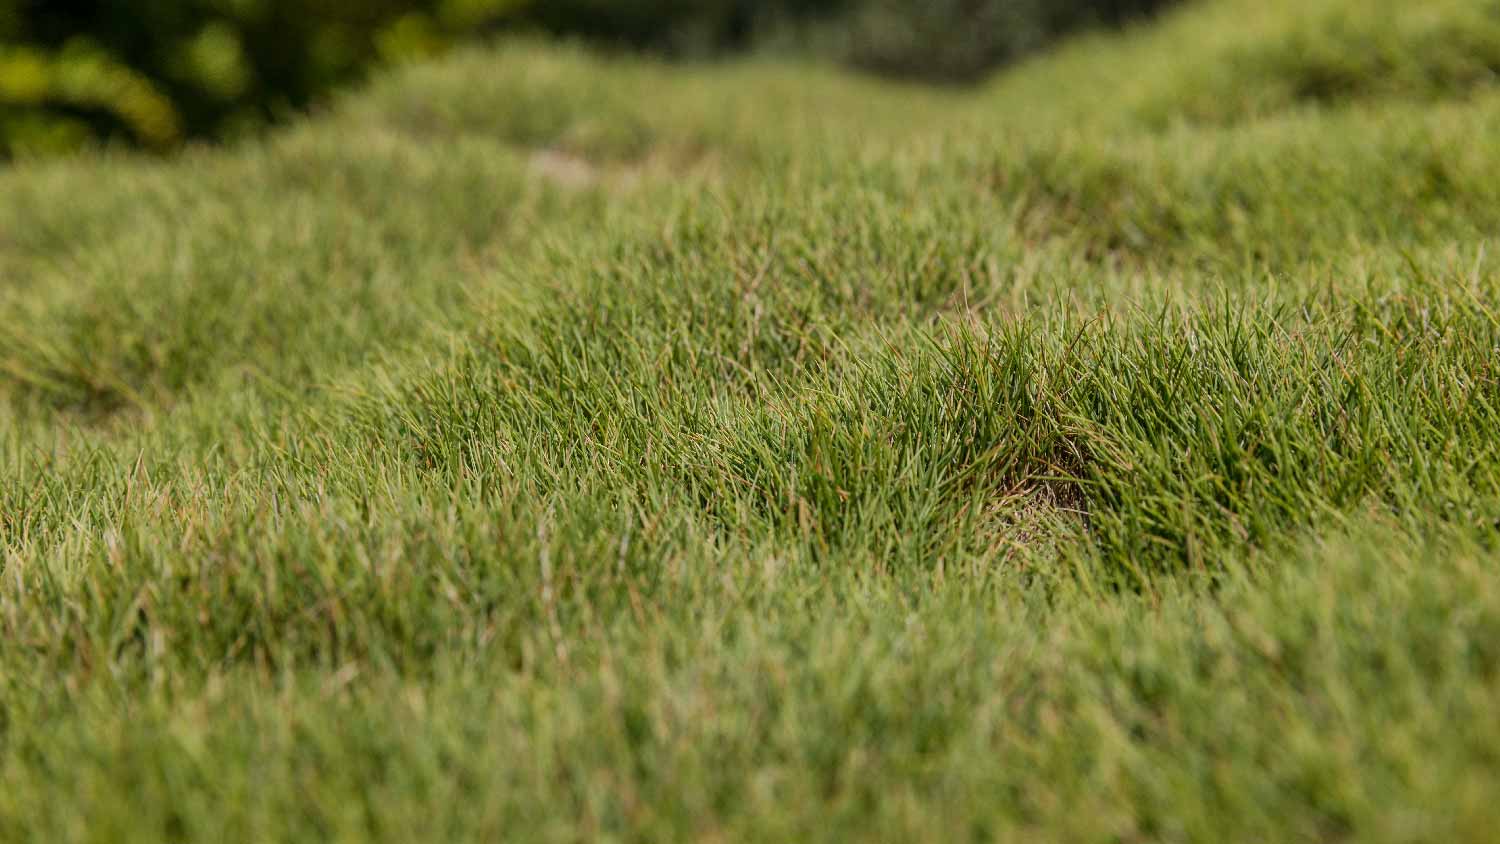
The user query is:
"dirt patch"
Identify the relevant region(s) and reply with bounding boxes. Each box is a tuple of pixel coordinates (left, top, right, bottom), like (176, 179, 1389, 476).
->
(528, 149, 600, 189)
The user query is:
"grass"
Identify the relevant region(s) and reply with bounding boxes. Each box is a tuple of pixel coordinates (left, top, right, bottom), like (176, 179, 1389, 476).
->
(2, 0, 1500, 839)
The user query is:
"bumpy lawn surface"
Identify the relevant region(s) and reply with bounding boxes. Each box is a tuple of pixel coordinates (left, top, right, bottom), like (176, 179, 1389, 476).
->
(3, 0, 1500, 840)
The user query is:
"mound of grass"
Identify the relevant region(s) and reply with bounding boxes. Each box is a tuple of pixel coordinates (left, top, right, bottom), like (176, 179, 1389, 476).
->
(1135, 0, 1500, 125)
(2, 0, 1499, 840)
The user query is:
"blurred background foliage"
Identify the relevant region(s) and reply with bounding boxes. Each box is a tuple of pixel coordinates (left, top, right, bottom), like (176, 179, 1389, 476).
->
(0, 0, 1176, 158)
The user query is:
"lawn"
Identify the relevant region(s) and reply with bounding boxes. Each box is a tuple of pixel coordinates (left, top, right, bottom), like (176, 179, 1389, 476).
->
(3, 0, 1500, 840)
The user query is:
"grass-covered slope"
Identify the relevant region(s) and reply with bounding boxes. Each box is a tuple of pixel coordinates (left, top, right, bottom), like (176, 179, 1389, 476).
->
(3, 0, 1500, 839)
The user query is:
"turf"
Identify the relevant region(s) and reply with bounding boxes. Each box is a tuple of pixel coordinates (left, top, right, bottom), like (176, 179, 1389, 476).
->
(3, 0, 1500, 840)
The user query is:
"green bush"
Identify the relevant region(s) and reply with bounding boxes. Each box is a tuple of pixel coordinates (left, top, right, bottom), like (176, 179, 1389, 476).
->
(0, 41, 181, 156)
(1, 0, 532, 156)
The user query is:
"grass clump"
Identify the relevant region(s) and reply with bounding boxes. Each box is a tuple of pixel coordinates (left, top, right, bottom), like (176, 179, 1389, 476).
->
(2, 0, 1500, 840)
(1135, 0, 1500, 125)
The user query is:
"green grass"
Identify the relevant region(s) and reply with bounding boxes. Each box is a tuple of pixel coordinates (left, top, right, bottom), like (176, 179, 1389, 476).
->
(3, 0, 1500, 839)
